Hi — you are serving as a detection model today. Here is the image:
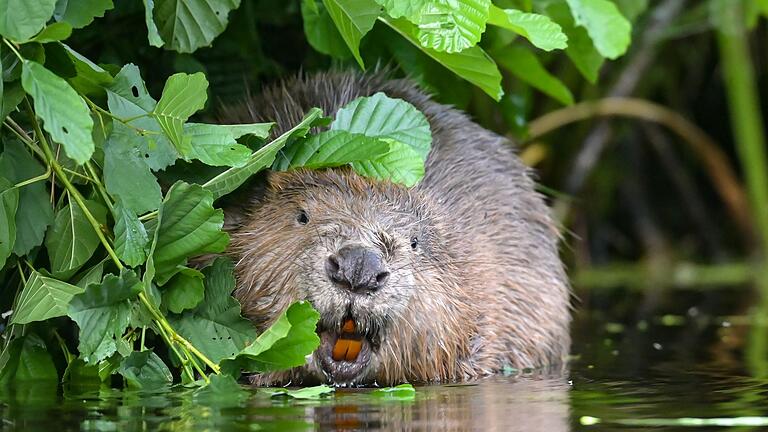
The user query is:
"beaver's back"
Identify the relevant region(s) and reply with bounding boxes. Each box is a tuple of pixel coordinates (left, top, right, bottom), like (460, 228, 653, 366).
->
(226, 71, 571, 370)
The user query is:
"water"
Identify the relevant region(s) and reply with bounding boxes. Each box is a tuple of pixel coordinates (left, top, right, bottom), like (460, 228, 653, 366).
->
(3, 287, 768, 431)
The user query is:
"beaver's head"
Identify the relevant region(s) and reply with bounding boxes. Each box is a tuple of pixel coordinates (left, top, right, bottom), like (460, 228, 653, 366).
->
(230, 168, 476, 386)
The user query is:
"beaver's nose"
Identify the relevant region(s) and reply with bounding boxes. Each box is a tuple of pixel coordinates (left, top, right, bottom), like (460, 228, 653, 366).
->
(326, 245, 389, 293)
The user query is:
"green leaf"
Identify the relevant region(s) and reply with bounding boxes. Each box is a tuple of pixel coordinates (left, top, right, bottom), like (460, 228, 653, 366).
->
(116, 350, 173, 389)
(74, 261, 105, 289)
(269, 385, 335, 399)
(112, 200, 150, 267)
(103, 122, 163, 215)
(221, 123, 274, 139)
(384, 17, 503, 100)
(29, 22, 72, 42)
(143, 0, 164, 47)
(487, 6, 567, 51)
(351, 140, 425, 187)
(492, 45, 574, 105)
(274, 130, 390, 171)
(203, 107, 324, 200)
(302, 0, 353, 59)
(61, 44, 114, 96)
(45, 199, 107, 277)
(415, 0, 490, 53)
(220, 301, 320, 374)
(564, 0, 631, 59)
(21, 61, 95, 164)
(0, 0, 57, 42)
(106, 64, 178, 171)
(372, 383, 416, 400)
(331, 92, 432, 159)
(0, 140, 53, 256)
(163, 267, 204, 313)
(322, 0, 381, 68)
(148, 181, 229, 285)
(153, 72, 208, 156)
(2, 82, 25, 122)
(68, 269, 142, 364)
(614, 0, 649, 23)
(0, 334, 58, 384)
(12, 270, 83, 324)
(184, 123, 252, 167)
(193, 374, 249, 405)
(0, 176, 19, 269)
(169, 258, 256, 363)
(374, 0, 426, 20)
(152, 0, 242, 53)
(53, 0, 114, 29)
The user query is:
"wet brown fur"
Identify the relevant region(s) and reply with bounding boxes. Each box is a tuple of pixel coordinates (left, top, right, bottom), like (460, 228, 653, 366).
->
(222, 71, 571, 386)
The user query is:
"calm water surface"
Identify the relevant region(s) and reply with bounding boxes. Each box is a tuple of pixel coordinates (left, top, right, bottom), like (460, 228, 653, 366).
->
(3, 287, 767, 431)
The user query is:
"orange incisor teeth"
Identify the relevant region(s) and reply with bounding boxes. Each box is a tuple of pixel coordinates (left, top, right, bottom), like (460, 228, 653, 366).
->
(332, 319, 362, 361)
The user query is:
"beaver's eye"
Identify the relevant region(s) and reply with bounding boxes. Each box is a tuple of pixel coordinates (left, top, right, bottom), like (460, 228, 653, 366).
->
(410, 236, 419, 250)
(297, 210, 309, 225)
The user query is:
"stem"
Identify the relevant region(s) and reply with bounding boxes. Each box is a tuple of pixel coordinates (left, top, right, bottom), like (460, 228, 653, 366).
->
(27, 103, 122, 268)
(154, 319, 195, 383)
(85, 162, 114, 212)
(717, 9, 768, 261)
(3, 119, 45, 160)
(2, 38, 23, 61)
(82, 96, 158, 135)
(11, 165, 50, 189)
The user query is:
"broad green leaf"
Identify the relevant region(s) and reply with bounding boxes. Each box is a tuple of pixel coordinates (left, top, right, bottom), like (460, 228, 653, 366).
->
(487, 6, 567, 51)
(384, 17, 503, 100)
(74, 261, 105, 289)
(21, 61, 95, 164)
(564, 0, 631, 59)
(184, 123, 252, 167)
(0, 176, 19, 268)
(416, 0, 490, 53)
(351, 140, 425, 187)
(163, 267, 204, 313)
(221, 123, 274, 139)
(153, 0, 242, 53)
(45, 199, 107, 277)
(322, 0, 381, 68)
(0, 334, 58, 384)
(68, 269, 142, 364)
(112, 200, 150, 267)
(116, 350, 173, 389)
(54, 0, 114, 29)
(106, 64, 178, 171)
(153, 72, 208, 156)
(0, 140, 53, 256)
(169, 258, 256, 363)
(12, 270, 84, 324)
(273, 130, 390, 171)
(29, 22, 72, 42)
(302, 0, 353, 59)
(193, 374, 249, 405)
(0, 0, 57, 42)
(104, 122, 163, 215)
(148, 181, 229, 285)
(331, 92, 432, 159)
(544, 2, 603, 83)
(269, 385, 335, 399)
(61, 44, 114, 96)
(374, 0, 426, 20)
(2, 83, 25, 122)
(0, 54, 4, 120)
(372, 383, 416, 400)
(143, 0, 164, 47)
(220, 301, 320, 374)
(203, 107, 324, 200)
(492, 45, 574, 105)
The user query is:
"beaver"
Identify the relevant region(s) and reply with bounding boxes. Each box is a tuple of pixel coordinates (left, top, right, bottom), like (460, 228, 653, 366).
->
(222, 71, 570, 386)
